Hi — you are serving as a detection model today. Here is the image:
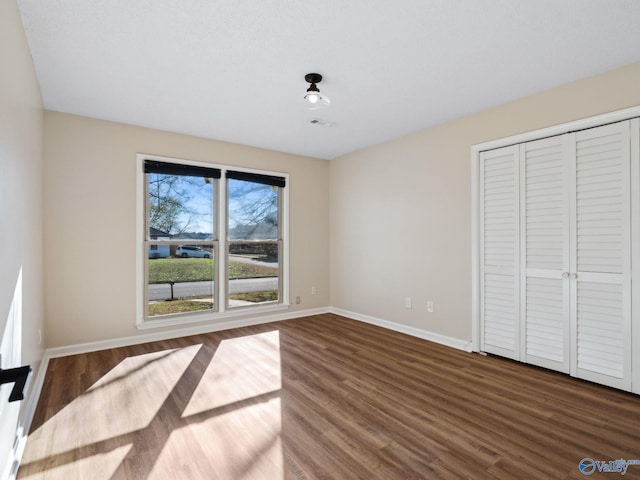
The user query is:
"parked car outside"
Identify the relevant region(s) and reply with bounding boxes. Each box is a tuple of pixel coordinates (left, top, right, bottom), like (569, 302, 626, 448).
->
(148, 244, 170, 259)
(176, 245, 211, 258)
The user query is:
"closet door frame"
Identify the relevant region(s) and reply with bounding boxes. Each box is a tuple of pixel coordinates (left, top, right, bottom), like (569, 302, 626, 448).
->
(471, 105, 640, 394)
(629, 117, 640, 395)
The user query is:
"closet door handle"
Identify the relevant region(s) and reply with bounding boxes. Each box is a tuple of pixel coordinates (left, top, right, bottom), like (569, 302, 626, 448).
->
(562, 272, 570, 279)
(570, 273, 578, 279)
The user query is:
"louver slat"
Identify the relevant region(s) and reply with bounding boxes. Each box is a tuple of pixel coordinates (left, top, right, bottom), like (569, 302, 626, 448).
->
(577, 282, 624, 378)
(576, 130, 625, 274)
(525, 141, 565, 271)
(526, 278, 564, 363)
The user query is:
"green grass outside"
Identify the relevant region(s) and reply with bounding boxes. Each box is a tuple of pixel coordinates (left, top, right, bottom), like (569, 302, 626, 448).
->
(229, 290, 278, 302)
(148, 299, 213, 316)
(148, 257, 277, 284)
(148, 290, 277, 316)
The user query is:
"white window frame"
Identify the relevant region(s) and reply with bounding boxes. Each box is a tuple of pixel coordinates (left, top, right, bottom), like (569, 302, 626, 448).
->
(136, 153, 290, 329)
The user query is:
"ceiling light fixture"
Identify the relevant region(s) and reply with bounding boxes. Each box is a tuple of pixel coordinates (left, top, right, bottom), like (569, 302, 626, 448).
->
(304, 73, 330, 110)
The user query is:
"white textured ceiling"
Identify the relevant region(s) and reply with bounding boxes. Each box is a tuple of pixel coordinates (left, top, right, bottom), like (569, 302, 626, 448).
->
(17, 0, 640, 160)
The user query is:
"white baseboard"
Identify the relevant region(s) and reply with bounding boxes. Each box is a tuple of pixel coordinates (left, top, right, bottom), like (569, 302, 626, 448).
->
(43, 307, 469, 359)
(329, 307, 473, 352)
(46, 306, 330, 359)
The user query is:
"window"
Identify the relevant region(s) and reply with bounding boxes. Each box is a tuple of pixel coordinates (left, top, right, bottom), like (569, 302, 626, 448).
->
(139, 156, 288, 326)
(226, 171, 284, 309)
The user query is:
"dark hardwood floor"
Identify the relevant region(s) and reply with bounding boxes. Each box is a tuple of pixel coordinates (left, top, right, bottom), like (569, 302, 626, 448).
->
(18, 314, 640, 479)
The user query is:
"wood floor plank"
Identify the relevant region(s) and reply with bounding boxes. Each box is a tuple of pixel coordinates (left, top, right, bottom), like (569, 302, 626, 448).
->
(18, 314, 640, 479)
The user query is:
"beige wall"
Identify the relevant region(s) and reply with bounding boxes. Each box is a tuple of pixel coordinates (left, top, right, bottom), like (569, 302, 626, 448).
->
(0, 0, 44, 475)
(43, 112, 330, 347)
(330, 61, 640, 342)
(20, 7, 640, 353)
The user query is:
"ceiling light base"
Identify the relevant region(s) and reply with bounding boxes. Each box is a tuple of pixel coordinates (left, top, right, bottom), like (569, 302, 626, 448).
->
(304, 73, 323, 84)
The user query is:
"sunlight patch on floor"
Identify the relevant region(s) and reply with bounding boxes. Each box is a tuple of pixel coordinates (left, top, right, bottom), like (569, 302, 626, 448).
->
(151, 397, 283, 480)
(183, 330, 282, 417)
(19, 444, 132, 479)
(19, 331, 286, 479)
(20, 345, 200, 464)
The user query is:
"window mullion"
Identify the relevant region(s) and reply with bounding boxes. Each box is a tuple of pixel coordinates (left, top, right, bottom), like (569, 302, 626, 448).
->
(144, 174, 151, 317)
(277, 187, 284, 304)
(219, 175, 228, 312)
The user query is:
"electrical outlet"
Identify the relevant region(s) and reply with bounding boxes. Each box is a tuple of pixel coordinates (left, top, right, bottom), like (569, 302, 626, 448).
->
(295, 296, 301, 304)
(311, 286, 317, 295)
(405, 297, 412, 309)
(427, 301, 434, 313)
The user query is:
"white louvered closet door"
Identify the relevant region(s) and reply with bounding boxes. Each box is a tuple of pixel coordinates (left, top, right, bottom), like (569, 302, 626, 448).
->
(520, 136, 571, 373)
(571, 121, 631, 390)
(480, 146, 520, 360)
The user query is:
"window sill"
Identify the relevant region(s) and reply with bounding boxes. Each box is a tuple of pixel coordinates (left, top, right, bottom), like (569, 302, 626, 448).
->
(136, 303, 291, 330)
